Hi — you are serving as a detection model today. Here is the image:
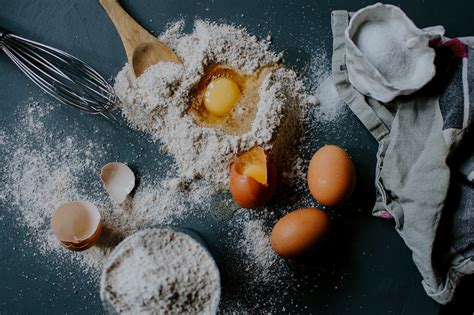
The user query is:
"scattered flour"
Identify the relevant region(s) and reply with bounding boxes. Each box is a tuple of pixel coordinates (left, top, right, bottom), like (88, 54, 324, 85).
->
(114, 20, 310, 184)
(0, 20, 337, 314)
(0, 102, 215, 273)
(220, 209, 296, 313)
(2, 103, 104, 234)
(313, 75, 346, 122)
(0, 130, 5, 146)
(1, 99, 294, 313)
(236, 217, 285, 284)
(101, 229, 220, 314)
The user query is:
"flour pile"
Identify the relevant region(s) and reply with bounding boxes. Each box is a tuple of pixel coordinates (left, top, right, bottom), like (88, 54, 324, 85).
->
(101, 229, 220, 314)
(114, 20, 310, 184)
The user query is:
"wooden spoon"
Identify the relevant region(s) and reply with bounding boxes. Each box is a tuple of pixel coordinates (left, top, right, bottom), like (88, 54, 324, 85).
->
(99, 0, 181, 78)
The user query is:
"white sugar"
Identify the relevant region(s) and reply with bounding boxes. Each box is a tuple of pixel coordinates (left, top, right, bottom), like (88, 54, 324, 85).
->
(354, 19, 414, 83)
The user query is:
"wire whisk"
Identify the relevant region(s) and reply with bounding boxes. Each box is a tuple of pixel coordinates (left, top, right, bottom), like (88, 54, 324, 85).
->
(0, 28, 117, 119)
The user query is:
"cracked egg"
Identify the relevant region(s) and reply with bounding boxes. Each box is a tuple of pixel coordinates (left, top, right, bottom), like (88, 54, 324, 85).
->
(229, 146, 277, 208)
(188, 64, 278, 135)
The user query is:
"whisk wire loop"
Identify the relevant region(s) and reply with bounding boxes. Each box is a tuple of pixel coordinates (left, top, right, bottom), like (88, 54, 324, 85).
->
(0, 31, 117, 119)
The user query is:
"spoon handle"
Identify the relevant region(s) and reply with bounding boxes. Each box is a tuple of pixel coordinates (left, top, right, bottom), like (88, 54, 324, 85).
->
(99, 0, 153, 63)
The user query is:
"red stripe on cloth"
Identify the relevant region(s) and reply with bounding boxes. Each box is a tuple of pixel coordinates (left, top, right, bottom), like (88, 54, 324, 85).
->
(430, 37, 468, 58)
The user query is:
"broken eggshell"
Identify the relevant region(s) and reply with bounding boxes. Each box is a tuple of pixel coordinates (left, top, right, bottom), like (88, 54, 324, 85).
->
(229, 146, 277, 208)
(51, 201, 103, 251)
(100, 162, 135, 204)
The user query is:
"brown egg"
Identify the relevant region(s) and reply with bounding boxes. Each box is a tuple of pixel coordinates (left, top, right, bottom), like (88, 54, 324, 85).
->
(307, 145, 356, 206)
(229, 146, 277, 208)
(271, 208, 330, 258)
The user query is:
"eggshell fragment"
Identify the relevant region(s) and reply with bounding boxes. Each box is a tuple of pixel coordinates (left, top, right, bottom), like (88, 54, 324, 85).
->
(307, 145, 356, 206)
(51, 201, 103, 251)
(271, 208, 330, 258)
(100, 162, 135, 204)
(229, 146, 277, 208)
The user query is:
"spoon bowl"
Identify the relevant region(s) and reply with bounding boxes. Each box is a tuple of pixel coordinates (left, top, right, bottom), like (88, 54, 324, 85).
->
(99, 0, 181, 78)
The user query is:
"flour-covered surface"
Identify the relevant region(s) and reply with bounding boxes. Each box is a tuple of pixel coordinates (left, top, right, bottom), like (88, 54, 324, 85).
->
(0, 34, 333, 310)
(0, 0, 449, 314)
(0, 101, 334, 313)
(1, 103, 208, 272)
(0, 33, 349, 311)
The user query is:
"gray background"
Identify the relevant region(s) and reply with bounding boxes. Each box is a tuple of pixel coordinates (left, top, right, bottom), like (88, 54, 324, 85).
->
(0, 0, 473, 314)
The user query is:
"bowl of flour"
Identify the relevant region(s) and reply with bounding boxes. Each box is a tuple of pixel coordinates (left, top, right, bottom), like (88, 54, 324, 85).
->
(100, 228, 221, 314)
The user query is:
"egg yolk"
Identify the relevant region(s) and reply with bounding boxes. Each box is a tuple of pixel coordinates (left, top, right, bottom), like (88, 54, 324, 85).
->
(243, 164, 267, 185)
(203, 77, 240, 116)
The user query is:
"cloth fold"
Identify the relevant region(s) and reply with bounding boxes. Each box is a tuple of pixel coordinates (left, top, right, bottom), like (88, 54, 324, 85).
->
(331, 10, 474, 304)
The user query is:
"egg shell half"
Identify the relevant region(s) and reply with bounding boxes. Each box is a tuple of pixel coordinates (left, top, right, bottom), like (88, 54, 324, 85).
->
(62, 221, 103, 251)
(307, 145, 356, 206)
(271, 208, 330, 258)
(229, 148, 277, 208)
(51, 201, 104, 251)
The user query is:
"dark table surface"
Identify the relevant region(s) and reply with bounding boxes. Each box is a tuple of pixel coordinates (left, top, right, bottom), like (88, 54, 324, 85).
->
(0, 0, 473, 314)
